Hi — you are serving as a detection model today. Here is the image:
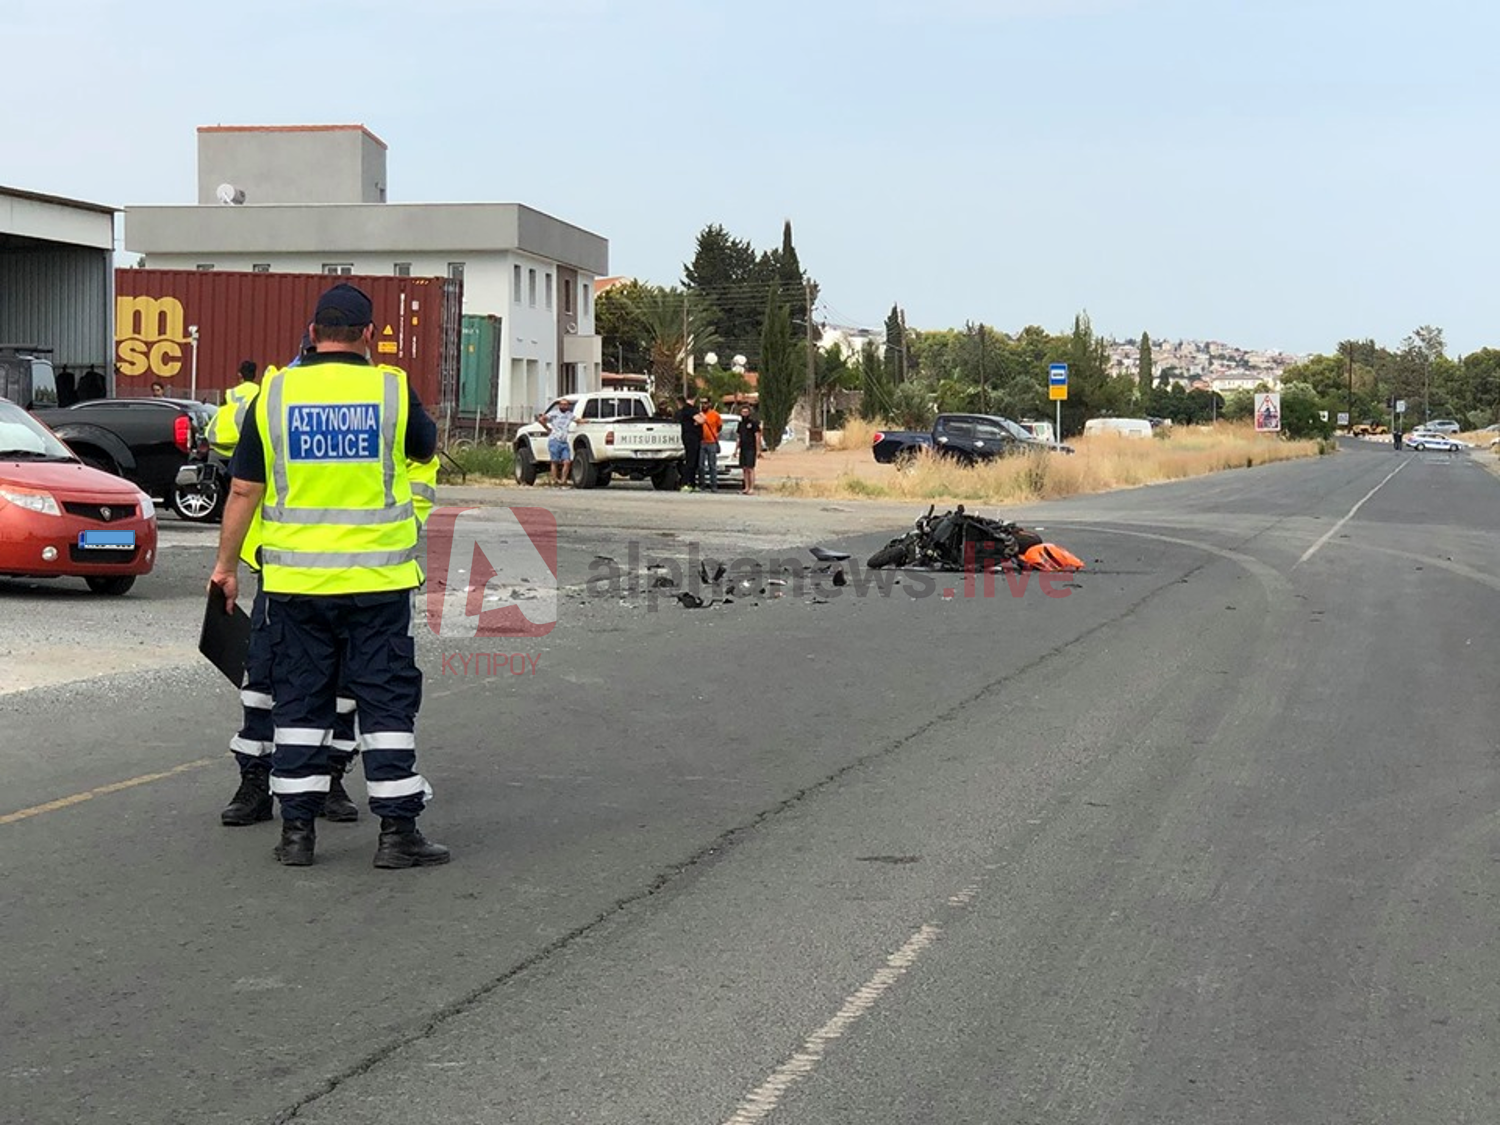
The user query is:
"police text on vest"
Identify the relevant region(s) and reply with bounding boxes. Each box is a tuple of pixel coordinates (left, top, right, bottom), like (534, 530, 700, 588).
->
(288, 403, 382, 462)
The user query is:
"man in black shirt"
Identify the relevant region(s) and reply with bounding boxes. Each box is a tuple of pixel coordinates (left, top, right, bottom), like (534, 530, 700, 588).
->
(676, 393, 702, 491)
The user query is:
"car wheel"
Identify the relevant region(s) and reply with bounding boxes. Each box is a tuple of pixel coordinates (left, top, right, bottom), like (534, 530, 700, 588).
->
(894, 448, 921, 473)
(85, 575, 136, 596)
(652, 463, 682, 491)
(171, 478, 223, 522)
(514, 444, 538, 485)
(571, 445, 598, 488)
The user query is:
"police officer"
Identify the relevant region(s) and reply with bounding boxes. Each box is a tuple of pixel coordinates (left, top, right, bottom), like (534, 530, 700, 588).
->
(206, 360, 261, 456)
(219, 334, 413, 827)
(219, 417, 440, 827)
(210, 283, 448, 868)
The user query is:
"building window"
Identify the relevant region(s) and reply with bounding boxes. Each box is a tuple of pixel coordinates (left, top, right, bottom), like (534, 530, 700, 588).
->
(563, 278, 574, 314)
(323, 263, 353, 275)
(582, 282, 591, 316)
(513, 264, 522, 303)
(394, 262, 412, 276)
(252, 263, 271, 273)
(196, 264, 215, 271)
(545, 273, 553, 310)
(448, 262, 465, 281)
(528, 269, 537, 306)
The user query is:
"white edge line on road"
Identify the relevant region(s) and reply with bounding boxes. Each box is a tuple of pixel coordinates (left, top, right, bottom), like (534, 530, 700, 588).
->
(721, 923, 943, 1125)
(1294, 459, 1409, 568)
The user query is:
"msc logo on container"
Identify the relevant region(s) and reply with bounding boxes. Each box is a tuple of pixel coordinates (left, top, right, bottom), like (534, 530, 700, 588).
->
(424, 507, 558, 638)
(116, 295, 190, 379)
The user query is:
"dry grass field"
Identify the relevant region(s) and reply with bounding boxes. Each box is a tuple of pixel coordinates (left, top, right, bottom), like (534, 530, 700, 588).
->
(766, 422, 1327, 503)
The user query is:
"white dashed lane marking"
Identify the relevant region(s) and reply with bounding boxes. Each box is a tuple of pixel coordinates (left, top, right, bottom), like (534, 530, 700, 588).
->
(1294, 459, 1408, 567)
(720, 882, 983, 1125)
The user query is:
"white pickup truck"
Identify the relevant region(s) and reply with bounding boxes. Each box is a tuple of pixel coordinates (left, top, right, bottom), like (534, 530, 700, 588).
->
(513, 391, 685, 489)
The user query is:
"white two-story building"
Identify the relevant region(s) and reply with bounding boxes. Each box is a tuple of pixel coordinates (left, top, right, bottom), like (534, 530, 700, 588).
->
(124, 125, 607, 422)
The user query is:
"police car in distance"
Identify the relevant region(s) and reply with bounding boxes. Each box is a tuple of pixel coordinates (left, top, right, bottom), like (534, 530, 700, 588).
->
(1405, 430, 1466, 452)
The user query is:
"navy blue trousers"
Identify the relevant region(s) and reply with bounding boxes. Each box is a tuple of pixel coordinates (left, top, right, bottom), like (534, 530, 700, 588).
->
(265, 590, 429, 822)
(232, 581, 356, 773)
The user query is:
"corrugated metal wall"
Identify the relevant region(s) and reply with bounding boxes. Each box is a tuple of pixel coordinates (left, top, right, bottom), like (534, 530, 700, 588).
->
(114, 269, 459, 411)
(0, 247, 113, 372)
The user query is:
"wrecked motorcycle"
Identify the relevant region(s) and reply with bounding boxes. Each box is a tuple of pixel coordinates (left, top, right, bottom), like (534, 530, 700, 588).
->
(866, 505, 1044, 570)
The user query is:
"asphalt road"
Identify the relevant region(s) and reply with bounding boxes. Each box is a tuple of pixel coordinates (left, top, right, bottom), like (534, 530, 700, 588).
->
(2, 441, 1497, 1124)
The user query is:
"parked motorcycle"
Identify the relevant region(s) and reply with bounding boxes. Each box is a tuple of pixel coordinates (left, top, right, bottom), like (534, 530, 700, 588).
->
(866, 504, 1043, 570)
(171, 444, 230, 522)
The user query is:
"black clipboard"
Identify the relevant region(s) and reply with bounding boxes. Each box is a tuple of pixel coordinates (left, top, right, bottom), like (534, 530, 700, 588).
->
(200, 583, 254, 686)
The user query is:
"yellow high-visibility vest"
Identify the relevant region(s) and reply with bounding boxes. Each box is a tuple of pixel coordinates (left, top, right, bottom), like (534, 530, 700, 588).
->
(253, 361, 421, 595)
(206, 380, 261, 456)
(409, 454, 438, 528)
(243, 452, 432, 571)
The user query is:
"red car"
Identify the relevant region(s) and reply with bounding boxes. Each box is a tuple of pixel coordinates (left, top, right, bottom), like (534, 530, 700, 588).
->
(0, 399, 158, 595)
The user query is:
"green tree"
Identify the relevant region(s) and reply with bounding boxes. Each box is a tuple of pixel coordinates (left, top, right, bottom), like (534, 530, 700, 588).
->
(774, 220, 815, 338)
(884, 304, 906, 383)
(595, 280, 651, 375)
(696, 362, 750, 405)
(1280, 382, 1332, 439)
(1222, 389, 1254, 421)
(815, 342, 858, 426)
(623, 285, 720, 404)
(1138, 332, 1154, 396)
(1461, 348, 1500, 425)
(683, 224, 762, 367)
(886, 381, 937, 430)
(757, 286, 800, 451)
(1052, 311, 1118, 436)
(858, 338, 889, 421)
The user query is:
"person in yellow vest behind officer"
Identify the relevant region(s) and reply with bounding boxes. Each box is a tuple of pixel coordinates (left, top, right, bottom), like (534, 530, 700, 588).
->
(206, 360, 262, 456)
(209, 283, 448, 869)
(217, 397, 441, 829)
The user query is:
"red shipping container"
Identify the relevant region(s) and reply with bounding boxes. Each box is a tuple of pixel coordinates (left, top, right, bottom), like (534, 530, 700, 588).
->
(113, 269, 462, 418)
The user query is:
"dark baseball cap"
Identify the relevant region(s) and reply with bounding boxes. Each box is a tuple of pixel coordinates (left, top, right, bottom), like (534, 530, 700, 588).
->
(313, 283, 373, 328)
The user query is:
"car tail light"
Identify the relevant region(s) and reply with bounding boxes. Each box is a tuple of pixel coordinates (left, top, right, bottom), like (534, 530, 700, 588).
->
(873, 432, 884, 444)
(174, 414, 191, 453)
(605, 429, 615, 446)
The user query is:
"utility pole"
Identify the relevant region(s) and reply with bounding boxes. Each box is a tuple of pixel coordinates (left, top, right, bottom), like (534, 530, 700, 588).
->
(899, 307, 908, 383)
(979, 322, 987, 413)
(1345, 340, 1353, 425)
(805, 279, 817, 441)
(681, 291, 691, 399)
(1424, 354, 1430, 423)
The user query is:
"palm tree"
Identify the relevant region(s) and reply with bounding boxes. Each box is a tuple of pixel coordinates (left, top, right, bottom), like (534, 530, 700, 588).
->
(626, 286, 721, 400)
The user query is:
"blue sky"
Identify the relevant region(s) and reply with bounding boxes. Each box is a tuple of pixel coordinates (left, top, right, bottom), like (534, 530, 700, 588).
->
(6, 0, 1496, 355)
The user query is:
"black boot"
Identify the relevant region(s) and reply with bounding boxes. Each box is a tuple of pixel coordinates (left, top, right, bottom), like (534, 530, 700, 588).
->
(373, 817, 451, 869)
(221, 763, 273, 826)
(322, 768, 360, 823)
(273, 819, 316, 866)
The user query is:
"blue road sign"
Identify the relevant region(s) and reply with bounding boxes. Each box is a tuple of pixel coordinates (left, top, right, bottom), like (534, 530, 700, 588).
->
(1049, 363, 1069, 386)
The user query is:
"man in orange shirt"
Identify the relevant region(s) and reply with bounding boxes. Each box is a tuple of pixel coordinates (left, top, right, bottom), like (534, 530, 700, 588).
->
(695, 397, 722, 493)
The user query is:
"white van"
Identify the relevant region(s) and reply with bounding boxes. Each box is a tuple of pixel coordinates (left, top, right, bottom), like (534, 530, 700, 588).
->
(1083, 417, 1154, 439)
(1017, 419, 1055, 443)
